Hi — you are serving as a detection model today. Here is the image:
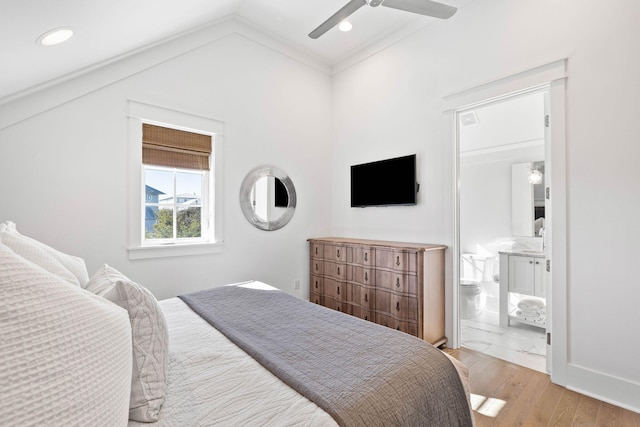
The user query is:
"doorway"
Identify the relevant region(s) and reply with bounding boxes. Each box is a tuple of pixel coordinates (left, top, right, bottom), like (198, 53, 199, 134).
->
(456, 89, 549, 373)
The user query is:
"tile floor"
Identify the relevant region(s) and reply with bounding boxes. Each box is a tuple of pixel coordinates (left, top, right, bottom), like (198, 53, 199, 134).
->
(460, 309, 547, 373)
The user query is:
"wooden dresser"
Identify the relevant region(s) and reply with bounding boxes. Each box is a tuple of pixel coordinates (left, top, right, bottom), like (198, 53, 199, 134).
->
(308, 237, 447, 347)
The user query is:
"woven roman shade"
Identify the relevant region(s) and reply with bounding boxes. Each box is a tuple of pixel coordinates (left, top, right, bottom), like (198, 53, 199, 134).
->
(142, 123, 212, 170)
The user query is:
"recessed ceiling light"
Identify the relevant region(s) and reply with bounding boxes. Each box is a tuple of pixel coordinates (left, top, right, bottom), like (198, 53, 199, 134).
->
(36, 27, 74, 47)
(338, 21, 352, 32)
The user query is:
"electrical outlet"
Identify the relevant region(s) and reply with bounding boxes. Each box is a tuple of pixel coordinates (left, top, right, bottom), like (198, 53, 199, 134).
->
(294, 279, 300, 290)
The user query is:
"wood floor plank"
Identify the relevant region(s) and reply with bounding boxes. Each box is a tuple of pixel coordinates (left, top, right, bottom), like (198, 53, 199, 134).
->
(572, 394, 600, 427)
(445, 347, 640, 427)
(522, 378, 565, 426)
(498, 366, 550, 426)
(618, 405, 640, 427)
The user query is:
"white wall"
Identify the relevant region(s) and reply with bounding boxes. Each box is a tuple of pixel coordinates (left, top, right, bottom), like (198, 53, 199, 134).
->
(331, 0, 640, 411)
(0, 25, 333, 300)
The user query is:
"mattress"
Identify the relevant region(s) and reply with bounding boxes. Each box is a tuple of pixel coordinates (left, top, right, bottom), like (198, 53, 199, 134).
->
(129, 283, 472, 426)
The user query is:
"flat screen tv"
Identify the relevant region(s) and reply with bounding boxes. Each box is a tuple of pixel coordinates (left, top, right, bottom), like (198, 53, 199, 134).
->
(351, 154, 418, 207)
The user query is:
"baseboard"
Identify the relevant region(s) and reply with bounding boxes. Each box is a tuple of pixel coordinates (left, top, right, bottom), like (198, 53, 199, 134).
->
(567, 363, 640, 414)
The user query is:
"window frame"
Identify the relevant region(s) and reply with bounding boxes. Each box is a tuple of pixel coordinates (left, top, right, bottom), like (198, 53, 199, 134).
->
(127, 101, 224, 260)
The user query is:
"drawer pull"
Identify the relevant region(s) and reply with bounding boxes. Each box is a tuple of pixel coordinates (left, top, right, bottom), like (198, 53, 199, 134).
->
(396, 278, 400, 287)
(315, 247, 318, 255)
(364, 252, 368, 261)
(315, 281, 318, 289)
(396, 256, 400, 266)
(396, 326, 400, 331)
(536, 261, 540, 265)
(337, 306, 341, 312)
(364, 272, 368, 281)
(315, 263, 319, 271)
(337, 286, 340, 295)
(364, 315, 368, 321)
(364, 293, 368, 303)
(529, 260, 533, 264)
(337, 249, 341, 258)
(337, 267, 341, 276)
(396, 301, 400, 311)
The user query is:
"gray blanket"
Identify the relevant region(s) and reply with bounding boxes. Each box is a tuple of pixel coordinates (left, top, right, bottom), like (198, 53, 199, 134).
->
(179, 284, 473, 427)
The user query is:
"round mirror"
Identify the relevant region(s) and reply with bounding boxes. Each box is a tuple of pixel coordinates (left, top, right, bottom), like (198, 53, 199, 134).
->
(239, 165, 297, 231)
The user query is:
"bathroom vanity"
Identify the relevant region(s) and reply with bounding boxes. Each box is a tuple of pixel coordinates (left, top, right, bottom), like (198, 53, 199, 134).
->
(499, 250, 546, 328)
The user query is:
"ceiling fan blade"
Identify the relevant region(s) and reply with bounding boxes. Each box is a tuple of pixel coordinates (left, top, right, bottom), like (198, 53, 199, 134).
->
(309, 0, 366, 39)
(381, 0, 457, 19)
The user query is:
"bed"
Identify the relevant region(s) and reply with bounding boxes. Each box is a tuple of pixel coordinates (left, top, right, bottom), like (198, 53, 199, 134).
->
(0, 222, 474, 427)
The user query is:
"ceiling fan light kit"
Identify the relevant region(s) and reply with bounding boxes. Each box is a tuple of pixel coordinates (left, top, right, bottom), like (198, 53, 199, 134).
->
(309, 0, 457, 39)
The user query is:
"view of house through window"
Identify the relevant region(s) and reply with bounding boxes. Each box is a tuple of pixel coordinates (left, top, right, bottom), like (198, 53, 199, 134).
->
(145, 167, 205, 239)
(142, 123, 212, 244)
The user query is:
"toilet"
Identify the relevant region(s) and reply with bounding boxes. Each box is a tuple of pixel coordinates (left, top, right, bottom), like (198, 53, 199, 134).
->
(460, 254, 488, 319)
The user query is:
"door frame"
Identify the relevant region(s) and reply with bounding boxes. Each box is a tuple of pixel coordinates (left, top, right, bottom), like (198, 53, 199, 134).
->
(442, 59, 568, 385)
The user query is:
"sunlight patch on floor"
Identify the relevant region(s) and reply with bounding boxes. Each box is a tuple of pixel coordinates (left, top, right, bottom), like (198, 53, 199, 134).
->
(470, 393, 507, 417)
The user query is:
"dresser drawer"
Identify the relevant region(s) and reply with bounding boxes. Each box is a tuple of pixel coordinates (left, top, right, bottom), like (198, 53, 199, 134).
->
(324, 296, 348, 314)
(352, 306, 374, 322)
(353, 266, 373, 286)
(310, 275, 323, 294)
(391, 294, 418, 322)
(374, 289, 391, 313)
(375, 270, 417, 294)
(354, 246, 374, 266)
(310, 242, 324, 259)
(323, 244, 346, 262)
(311, 258, 323, 275)
(375, 249, 418, 273)
(323, 277, 346, 300)
(374, 313, 417, 336)
(352, 282, 374, 309)
(324, 260, 347, 281)
(395, 320, 418, 336)
(309, 292, 322, 306)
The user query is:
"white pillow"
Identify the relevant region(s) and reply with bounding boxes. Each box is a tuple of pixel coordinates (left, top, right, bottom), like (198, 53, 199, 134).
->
(86, 265, 169, 422)
(0, 221, 89, 287)
(0, 243, 132, 427)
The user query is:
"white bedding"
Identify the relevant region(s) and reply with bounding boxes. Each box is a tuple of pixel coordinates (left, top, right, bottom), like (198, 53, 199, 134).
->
(128, 296, 338, 427)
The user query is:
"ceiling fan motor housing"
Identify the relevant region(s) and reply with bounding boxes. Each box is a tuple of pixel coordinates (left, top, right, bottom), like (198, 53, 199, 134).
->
(368, 0, 384, 7)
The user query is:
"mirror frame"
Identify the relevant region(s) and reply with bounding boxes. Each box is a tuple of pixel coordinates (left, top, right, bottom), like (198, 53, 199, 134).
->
(239, 165, 297, 231)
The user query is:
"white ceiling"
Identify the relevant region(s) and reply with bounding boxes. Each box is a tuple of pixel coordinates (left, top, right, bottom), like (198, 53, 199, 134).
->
(459, 91, 546, 154)
(1, 0, 473, 103)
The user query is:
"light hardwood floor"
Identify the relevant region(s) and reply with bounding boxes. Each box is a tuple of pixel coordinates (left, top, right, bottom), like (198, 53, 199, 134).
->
(445, 347, 640, 426)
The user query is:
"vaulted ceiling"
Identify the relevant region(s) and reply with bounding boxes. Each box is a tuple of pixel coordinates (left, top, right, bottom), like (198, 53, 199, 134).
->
(1, 0, 474, 103)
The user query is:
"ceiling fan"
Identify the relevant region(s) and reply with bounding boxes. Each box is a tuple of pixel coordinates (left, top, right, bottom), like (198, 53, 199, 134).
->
(309, 0, 457, 39)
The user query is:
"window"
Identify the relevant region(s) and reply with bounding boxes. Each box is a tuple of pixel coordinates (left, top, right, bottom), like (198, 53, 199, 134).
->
(127, 101, 224, 259)
(142, 124, 211, 244)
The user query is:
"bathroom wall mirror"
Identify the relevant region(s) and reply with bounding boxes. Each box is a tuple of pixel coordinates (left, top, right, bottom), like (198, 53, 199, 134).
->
(239, 165, 296, 231)
(511, 161, 545, 237)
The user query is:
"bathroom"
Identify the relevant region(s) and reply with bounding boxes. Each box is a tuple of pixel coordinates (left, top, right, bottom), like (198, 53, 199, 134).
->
(458, 90, 548, 373)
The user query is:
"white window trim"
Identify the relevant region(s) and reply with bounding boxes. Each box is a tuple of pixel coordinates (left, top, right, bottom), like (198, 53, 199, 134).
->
(127, 100, 224, 260)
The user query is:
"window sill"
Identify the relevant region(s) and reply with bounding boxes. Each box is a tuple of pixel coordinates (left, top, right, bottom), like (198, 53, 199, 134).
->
(127, 241, 224, 260)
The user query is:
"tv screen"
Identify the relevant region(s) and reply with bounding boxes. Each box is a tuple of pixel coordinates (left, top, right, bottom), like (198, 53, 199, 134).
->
(351, 154, 418, 207)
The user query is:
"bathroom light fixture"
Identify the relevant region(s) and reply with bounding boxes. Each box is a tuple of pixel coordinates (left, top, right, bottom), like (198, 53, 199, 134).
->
(528, 168, 543, 184)
(338, 21, 353, 32)
(36, 27, 74, 46)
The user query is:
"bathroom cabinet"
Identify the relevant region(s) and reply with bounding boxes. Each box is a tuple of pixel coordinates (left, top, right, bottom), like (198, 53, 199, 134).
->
(499, 251, 546, 328)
